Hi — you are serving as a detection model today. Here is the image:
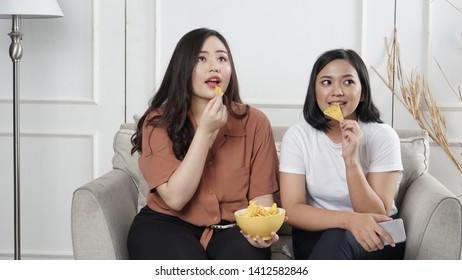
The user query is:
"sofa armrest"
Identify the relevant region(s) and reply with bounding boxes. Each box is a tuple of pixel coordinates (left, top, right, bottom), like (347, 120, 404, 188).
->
(71, 169, 139, 259)
(399, 173, 462, 259)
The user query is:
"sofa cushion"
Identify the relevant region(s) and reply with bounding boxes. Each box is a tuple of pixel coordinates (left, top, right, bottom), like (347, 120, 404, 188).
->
(395, 129, 429, 208)
(112, 123, 149, 211)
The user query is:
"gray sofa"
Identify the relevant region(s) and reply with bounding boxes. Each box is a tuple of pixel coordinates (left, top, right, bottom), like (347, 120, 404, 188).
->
(71, 123, 462, 260)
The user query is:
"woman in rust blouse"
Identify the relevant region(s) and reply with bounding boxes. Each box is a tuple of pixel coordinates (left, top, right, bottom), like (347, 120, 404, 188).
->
(127, 28, 280, 259)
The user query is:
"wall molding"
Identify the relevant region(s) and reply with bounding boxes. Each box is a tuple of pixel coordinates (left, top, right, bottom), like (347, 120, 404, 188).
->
(0, 0, 98, 105)
(0, 99, 98, 105)
(91, 0, 100, 105)
(430, 138, 462, 148)
(433, 102, 462, 111)
(248, 102, 303, 109)
(0, 250, 73, 260)
(0, 131, 97, 179)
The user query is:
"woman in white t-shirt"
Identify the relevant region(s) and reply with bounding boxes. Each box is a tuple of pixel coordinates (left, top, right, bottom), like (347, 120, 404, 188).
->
(279, 49, 405, 259)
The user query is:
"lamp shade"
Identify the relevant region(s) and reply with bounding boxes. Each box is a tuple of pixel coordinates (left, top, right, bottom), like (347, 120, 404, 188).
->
(0, 0, 63, 19)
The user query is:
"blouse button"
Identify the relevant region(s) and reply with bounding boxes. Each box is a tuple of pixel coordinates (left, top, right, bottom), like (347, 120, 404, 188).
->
(208, 161, 213, 166)
(208, 190, 214, 194)
(213, 216, 218, 221)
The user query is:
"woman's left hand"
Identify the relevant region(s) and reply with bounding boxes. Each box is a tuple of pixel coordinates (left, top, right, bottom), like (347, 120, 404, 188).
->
(241, 231, 279, 248)
(340, 120, 363, 160)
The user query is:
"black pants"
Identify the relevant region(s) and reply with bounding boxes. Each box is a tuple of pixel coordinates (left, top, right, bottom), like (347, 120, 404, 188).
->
(292, 227, 406, 260)
(127, 206, 271, 260)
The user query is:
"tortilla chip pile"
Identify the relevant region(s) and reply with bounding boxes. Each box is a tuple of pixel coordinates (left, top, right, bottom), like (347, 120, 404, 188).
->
(241, 200, 278, 217)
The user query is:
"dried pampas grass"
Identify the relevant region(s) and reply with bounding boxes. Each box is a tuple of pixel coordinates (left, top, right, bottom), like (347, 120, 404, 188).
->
(371, 28, 462, 174)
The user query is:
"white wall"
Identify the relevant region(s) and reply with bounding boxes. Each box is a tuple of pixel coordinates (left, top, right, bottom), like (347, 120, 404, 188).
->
(0, 0, 460, 259)
(127, 0, 461, 190)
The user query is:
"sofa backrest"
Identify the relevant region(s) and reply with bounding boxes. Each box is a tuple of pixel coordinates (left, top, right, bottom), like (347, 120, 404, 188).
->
(394, 129, 430, 207)
(111, 123, 430, 212)
(112, 123, 149, 211)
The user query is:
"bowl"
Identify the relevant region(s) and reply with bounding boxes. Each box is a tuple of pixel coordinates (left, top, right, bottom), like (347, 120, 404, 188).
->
(234, 207, 286, 240)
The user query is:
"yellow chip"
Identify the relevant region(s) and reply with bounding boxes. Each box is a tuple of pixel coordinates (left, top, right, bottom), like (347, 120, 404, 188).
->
(323, 104, 343, 121)
(215, 86, 224, 97)
(242, 200, 278, 217)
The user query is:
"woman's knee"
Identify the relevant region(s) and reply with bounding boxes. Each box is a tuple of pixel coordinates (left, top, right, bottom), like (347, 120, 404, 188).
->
(207, 227, 271, 260)
(309, 229, 360, 260)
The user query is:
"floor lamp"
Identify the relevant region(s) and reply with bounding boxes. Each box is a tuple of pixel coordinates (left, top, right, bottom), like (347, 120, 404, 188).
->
(0, 0, 63, 260)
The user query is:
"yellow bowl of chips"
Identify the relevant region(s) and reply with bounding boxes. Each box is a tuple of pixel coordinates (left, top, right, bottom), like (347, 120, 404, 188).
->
(234, 201, 286, 240)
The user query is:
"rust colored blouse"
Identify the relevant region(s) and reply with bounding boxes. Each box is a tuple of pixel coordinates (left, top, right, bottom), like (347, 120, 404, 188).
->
(138, 103, 279, 246)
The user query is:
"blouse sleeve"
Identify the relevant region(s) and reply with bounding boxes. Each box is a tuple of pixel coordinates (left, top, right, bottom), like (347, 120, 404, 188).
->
(138, 122, 181, 191)
(247, 109, 279, 199)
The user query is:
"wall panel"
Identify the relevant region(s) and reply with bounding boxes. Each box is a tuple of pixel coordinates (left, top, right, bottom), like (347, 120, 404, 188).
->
(0, 133, 94, 258)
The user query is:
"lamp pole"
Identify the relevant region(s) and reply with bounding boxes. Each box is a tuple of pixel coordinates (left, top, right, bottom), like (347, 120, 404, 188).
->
(1, 0, 63, 261)
(9, 14, 23, 260)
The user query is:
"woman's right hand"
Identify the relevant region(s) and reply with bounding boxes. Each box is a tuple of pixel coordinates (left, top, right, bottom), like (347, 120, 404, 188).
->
(198, 95, 227, 135)
(348, 213, 395, 252)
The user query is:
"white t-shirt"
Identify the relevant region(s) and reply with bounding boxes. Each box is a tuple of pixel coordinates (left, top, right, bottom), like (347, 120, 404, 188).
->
(279, 121, 402, 215)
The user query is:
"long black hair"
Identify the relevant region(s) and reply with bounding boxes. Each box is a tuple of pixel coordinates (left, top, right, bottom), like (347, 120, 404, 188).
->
(131, 28, 248, 159)
(303, 49, 382, 132)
